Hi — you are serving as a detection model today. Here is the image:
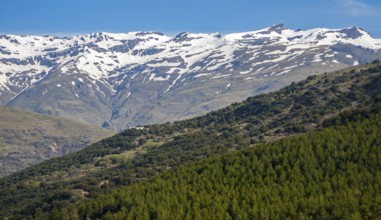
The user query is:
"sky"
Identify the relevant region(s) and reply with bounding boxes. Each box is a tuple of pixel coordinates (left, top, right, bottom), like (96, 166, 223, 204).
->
(1, 0, 381, 37)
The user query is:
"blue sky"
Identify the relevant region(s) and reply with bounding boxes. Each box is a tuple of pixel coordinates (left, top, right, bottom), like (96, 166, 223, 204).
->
(1, 0, 381, 37)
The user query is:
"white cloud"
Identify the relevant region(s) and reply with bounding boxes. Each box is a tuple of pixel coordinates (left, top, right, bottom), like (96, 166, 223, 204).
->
(338, 0, 381, 16)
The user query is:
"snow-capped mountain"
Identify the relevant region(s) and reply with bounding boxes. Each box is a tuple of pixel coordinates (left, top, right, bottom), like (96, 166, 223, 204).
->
(1, 24, 380, 130)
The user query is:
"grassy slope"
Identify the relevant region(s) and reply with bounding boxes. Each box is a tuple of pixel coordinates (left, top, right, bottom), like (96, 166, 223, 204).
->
(0, 106, 115, 176)
(0, 63, 380, 218)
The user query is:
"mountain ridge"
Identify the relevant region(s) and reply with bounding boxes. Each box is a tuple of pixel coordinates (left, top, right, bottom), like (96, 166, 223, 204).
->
(1, 25, 381, 130)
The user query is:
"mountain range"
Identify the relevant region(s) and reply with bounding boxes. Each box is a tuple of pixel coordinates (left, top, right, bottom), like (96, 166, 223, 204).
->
(1, 24, 381, 130)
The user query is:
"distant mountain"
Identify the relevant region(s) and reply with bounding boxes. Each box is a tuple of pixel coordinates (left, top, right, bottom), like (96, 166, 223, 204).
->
(1, 25, 381, 130)
(1, 63, 380, 218)
(0, 106, 114, 177)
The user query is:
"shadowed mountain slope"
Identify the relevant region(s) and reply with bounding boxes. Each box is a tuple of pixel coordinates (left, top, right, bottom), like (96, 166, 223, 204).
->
(0, 106, 115, 177)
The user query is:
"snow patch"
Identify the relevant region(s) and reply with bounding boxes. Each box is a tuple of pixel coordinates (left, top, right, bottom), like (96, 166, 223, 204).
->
(240, 70, 251, 75)
(149, 73, 170, 81)
(276, 69, 291, 75)
(147, 61, 181, 68)
(211, 74, 231, 79)
(194, 73, 211, 78)
(126, 92, 132, 98)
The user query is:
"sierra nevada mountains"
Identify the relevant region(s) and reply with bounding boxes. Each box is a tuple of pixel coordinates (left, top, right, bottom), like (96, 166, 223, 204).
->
(1, 24, 381, 130)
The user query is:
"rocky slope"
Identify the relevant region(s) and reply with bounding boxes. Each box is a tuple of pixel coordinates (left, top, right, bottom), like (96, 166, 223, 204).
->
(0, 106, 114, 176)
(1, 24, 381, 130)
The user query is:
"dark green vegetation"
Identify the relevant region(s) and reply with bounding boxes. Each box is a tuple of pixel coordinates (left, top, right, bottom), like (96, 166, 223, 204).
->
(69, 104, 381, 219)
(0, 106, 115, 177)
(0, 63, 381, 219)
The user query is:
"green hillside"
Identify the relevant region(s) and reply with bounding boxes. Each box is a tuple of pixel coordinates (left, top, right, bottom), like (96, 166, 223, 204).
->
(0, 62, 380, 219)
(65, 104, 381, 219)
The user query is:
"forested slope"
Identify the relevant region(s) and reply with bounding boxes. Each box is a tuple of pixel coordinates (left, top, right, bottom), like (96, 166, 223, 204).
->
(69, 104, 381, 219)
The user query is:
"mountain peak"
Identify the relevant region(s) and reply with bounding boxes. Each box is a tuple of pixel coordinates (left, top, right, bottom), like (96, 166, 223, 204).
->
(135, 31, 165, 37)
(267, 23, 287, 33)
(254, 24, 288, 35)
(270, 23, 286, 29)
(173, 32, 192, 42)
(339, 27, 366, 39)
(172, 32, 221, 42)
